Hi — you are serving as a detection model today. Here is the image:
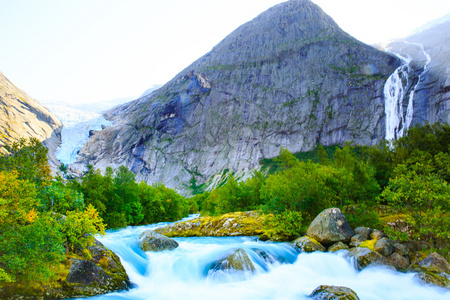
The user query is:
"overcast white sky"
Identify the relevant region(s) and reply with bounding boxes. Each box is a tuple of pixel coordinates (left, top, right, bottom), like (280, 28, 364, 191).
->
(0, 0, 449, 104)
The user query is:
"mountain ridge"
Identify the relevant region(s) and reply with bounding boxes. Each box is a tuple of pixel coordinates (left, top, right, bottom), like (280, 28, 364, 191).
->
(70, 0, 401, 191)
(0, 70, 62, 162)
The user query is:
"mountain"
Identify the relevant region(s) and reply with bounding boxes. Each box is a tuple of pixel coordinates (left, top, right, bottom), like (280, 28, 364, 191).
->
(0, 70, 62, 160)
(381, 15, 450, 127)
(70, 0, 401, 190)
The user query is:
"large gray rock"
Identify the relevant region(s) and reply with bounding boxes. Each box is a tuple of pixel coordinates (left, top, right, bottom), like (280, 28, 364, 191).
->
(70, 0, 400, 192)
(139, 230, 179, 252)
(374, 238, 394, 257)
(347, 247, 385, 270)
(65, 239, 130, 296)
(309, 285, 360, 300)
(418, 252, 450, 273)
(306, 208, 354, 246)
(354, 227, 372, 240)
(209, 248, 256, 273)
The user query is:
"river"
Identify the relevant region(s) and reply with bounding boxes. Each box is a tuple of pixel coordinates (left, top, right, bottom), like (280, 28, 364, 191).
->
(83, 215, 450, 300)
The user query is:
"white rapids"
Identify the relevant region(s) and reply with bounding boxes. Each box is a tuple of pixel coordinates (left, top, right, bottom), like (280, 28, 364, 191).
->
(77, 216, 450, 300)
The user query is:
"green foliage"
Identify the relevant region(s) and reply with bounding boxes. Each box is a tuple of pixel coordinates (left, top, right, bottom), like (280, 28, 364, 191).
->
(261, 159, 335, 222)
(264, 211, 303, 241)
(0, 137, 52, 187)
(113, 166, 143, 225)
(62, 204, 106, 251)
(0, 139, 109, 283)
(345, 204, 382, 229)
(153, 183, 189, 222)
(38, 180, 84, 213)
(260, 145, 340, 173)
(0, 268, 14, 283)
(0, 212, 65, 282)
(381, 158, 450, 249)
(76, 165, 189, 228)
(195, 171, 266, 216)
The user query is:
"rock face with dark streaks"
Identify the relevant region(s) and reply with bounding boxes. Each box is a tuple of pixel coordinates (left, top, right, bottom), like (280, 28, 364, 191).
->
(71, 0, 399, 190)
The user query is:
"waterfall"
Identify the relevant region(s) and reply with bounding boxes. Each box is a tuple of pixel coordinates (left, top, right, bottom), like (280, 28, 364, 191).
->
(384, 43, 431, 141)
(384, 59, 410, 141)
(79, 217, 450, 300)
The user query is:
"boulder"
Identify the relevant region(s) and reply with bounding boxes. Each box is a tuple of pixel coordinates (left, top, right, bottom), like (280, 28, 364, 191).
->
(347, 247, 385, 270)
(348, 246, 410, 271)
(65, 239, 130, 296)
(392, 241, 410, 257)
(418, 253, 450, 274)
(309, 285, 360, 300)
(374, 238, 393, 257)
(293, 236, 325, 253)
(209, 248, 256, 273)
(354, 227, 372, 240)
(370, 229, 387, 240)
(414, 271, 450, 288)
(306, 208, 354, 246)
(0, 239, 130, 299)
(328, 241, 349, 253)
(386, 253, 410, 271)
(139, 230, 179, 252)
(349, 234, 365, 248)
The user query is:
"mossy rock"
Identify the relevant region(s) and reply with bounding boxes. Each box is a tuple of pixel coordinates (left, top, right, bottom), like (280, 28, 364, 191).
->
(328, 241, 349, 253)
(414, 270, 450, 288)
(292, 236, 325, 253)
(155, 211, 266, 237)
(309, 285, 360, 300)
(0, 239, 130, 299)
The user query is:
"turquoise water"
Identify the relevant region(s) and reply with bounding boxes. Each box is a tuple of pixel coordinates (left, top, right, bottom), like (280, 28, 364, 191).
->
(84, 215, 450, 300)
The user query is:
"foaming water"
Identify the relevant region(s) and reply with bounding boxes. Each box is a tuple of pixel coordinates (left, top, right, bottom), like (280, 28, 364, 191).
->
(83, 217, 450, 300)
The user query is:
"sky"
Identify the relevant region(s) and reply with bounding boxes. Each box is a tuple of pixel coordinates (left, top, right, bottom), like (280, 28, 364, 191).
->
(0, 0, 449, 105)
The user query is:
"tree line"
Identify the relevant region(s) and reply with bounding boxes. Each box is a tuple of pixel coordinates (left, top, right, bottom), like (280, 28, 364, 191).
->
(0, 138, 191, 283)
(192, 123, 450, 249)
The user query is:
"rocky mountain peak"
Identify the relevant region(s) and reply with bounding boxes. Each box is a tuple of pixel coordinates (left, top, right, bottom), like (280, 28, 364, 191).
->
(72, 0, 400, 191)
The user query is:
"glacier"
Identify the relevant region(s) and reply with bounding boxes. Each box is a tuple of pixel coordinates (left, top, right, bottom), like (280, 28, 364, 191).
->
(46, 105, 112, 165)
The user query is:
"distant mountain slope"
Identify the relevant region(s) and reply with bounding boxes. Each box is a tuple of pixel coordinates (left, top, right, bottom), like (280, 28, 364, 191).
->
(0, 70, 62, 154)
(382, 16, 450, 126)
(71, 0, 400, 190)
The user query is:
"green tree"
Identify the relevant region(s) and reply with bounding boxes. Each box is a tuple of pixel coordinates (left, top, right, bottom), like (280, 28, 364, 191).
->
(0, 138, 52, 187)
(113, 166, 143, 225)
(139, 182, 165, 224)
(0, 171, 64, 282)
(38, 180, 84, 213)
(381, 160, 450, 249)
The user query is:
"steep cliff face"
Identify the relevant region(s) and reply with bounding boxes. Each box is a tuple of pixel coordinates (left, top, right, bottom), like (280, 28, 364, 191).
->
(72, 0, 400, 190)
(382, 15, 450, 130)
(0, 71, 62, 159)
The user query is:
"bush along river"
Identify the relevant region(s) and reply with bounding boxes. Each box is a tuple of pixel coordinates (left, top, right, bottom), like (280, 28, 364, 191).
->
(81, 212, 450, 300)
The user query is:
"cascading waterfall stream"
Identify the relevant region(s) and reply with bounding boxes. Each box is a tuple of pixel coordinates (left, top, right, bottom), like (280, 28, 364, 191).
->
(80, 217, 450, 300)
(384, 43, 431, 141)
